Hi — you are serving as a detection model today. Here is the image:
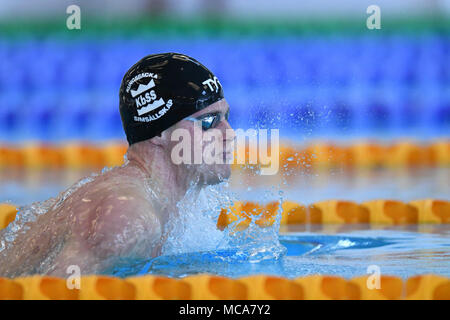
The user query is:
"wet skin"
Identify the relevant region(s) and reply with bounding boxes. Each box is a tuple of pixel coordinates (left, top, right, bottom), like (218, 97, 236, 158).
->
(0, 168, 161, 277)
(0, 100, 234, 277)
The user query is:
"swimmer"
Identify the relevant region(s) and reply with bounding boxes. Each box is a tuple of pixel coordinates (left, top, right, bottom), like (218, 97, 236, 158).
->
(0, 53, 235, 277)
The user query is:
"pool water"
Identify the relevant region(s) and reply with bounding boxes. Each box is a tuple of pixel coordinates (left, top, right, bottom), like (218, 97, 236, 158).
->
(105, 225, 450, 279)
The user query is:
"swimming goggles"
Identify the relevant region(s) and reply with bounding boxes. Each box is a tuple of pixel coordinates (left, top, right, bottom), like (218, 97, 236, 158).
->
(184, 110, 229, 131)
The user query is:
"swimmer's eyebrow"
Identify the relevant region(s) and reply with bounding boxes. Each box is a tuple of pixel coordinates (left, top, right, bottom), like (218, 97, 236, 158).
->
(198, 106, 229, 117)
(211, 106, 230, 115)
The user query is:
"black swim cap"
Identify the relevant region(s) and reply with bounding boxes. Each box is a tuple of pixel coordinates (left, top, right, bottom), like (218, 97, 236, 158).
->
(119, 52, 224, 145)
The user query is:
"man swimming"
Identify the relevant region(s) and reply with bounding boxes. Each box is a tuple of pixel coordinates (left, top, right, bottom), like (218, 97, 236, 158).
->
(0, 53, 235, 277)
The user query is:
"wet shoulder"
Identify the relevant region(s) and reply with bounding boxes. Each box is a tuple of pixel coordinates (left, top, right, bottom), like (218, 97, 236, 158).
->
(68, 173, 159, 242)
(72, 168, 145, 201)
(51, 170, 151, 224)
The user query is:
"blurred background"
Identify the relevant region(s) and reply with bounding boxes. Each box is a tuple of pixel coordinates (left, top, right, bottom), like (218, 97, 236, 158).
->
(0, 0, 449, 205)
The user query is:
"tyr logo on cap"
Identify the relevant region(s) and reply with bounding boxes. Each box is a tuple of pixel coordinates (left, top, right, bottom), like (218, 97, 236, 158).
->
(202, 76, 221, 93)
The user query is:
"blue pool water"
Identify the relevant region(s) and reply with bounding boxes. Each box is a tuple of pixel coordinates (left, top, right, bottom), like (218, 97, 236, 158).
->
(105, 226, 450, 279)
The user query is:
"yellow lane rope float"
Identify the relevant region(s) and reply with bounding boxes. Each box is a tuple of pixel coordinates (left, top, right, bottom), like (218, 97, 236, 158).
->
(1, 199, 448, 231)
(0, 274, 448, 300)
(0, 140, 448, 170)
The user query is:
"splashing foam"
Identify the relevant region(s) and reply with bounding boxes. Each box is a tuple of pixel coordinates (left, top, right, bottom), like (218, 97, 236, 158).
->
(159, 182, 228, 255)
(160, 179, 286, 263)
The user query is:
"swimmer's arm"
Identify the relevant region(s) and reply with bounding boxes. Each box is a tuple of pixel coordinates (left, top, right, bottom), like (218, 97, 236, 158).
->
(86, 194, 162, 261)
(47, 193, 161, 277)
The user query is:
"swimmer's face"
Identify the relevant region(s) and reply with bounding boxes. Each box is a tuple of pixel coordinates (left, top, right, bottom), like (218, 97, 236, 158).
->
(170, 99, 236, 185)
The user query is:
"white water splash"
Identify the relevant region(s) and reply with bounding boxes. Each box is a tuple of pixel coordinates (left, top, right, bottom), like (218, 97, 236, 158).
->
(332, 239, 356, 249)
(160, 182, 234, 255)
(159, 180, 287, 263)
